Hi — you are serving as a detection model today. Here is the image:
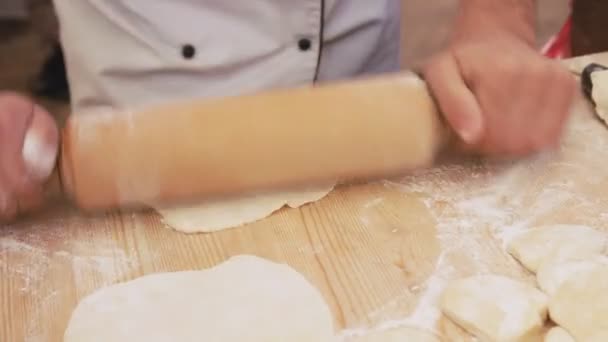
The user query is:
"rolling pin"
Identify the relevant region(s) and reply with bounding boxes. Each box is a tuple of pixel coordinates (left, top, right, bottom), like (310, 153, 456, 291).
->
(53, 72, 450, 211)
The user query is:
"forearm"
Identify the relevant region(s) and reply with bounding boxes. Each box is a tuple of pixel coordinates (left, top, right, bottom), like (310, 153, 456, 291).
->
(456, 0, 536, 45)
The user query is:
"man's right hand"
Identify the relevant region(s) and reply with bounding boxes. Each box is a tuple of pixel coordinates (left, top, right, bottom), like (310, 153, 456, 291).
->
(0, 92, 59, 222)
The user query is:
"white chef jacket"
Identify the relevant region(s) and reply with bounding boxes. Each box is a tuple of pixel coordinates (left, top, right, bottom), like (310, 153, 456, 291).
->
(53, 0, 402, 115)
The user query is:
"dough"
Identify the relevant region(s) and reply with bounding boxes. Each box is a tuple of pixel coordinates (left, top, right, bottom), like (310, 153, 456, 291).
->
(544, 327, 575, 342)
(562, 52, 608, 75)
(507, 224, 607, 273)
(591, 69, 608, 124)
(154, 184, 334, 233)
(549, 261, 608, 341)
(344, 326, 441, 342)
(536, 256, 608, 296)
(64, 255, 336, 342)
(440, 275, 548, 342)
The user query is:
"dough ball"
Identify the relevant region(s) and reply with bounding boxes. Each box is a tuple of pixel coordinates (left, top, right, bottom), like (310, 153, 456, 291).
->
(64, 255, 336, 342)
(544, 327, 575, 342)
(507, 224, 607, 273)
(440, 275, 548, 342)
(154, 185, 334, 233)
(537, 256, 608, 296)
(549, 262, 608, 341)
(345, 326, 440, 342)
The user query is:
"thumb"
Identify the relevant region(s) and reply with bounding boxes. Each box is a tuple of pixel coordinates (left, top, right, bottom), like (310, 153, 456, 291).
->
(423, 54, 484, 144)
(22, 105, 59, 181)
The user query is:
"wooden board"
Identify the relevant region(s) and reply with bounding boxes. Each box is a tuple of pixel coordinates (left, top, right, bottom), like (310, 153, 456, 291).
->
(2, 74, 608, 342)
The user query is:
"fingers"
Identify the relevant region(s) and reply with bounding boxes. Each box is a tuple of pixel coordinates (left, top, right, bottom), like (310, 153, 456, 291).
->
(497, 60, 575, 155)
(0, 94, 34, 194)
(0, 181, 18, 222)
(476, 62, 545, 156)
(423, 53, 484, 145)
(533, 65, 577, 149)
(430, 39, 577, 158)
(22, 104, 59, 181)
(16, 184, 45, 215)
(0, 93, 58, 222)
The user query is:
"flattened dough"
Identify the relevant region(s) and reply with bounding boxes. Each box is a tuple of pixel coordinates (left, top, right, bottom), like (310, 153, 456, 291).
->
(64, 255, 336, 342)
(549, 261, 608, 341)
(544, 327, 575, 342)
(154, 184, 334, 233)
(345, 326, 441, 342)
(507, 224, 607, 273)
(537, 256, 608, 296)
(440, 275, 548, 342)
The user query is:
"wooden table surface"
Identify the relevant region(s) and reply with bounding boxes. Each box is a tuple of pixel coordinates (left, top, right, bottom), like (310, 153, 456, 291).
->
(2, 60, 608, 341)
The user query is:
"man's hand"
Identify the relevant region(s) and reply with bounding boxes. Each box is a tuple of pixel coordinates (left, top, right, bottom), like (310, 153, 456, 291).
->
(423, 0, 577, 156)
(0, 92, 58, 222)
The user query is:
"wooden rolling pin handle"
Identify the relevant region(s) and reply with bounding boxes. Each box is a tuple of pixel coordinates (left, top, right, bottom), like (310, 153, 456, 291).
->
(55, 72, 452, 212)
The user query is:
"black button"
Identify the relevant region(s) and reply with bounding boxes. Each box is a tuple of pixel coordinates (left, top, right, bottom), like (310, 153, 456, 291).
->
(298, 38, 312, 51)
(182, 44, 196, 59)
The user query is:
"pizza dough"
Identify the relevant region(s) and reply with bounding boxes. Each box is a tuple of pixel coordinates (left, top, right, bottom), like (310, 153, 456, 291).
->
(544, 327, 575, 342)
(536, 256, 608, 296)
(440, 275, 548, 342)
(506, 224, 607, 273)
(63, 255, 336, 342)
(345, 326, 441, 342)
(549, 261, 608, 341)
(154, 184, 334, 233)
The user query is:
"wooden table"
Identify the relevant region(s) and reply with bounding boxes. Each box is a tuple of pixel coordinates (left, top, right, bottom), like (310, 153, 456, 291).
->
(2, 62, 608, 342)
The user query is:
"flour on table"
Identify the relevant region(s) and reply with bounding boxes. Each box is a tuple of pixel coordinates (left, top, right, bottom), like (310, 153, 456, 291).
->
(440, 275, 548, 342)
(63, 255, 336, 342)
(153, 184, 334, 233)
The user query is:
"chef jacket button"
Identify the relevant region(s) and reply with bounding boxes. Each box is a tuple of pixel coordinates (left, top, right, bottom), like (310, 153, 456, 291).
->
(298, 38, 312, 51)
(182, 44, 196, 59)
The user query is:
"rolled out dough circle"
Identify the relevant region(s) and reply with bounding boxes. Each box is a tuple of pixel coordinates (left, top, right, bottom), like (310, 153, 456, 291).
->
(64, 255, 336, 342)
(154, 184, 334, 233)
